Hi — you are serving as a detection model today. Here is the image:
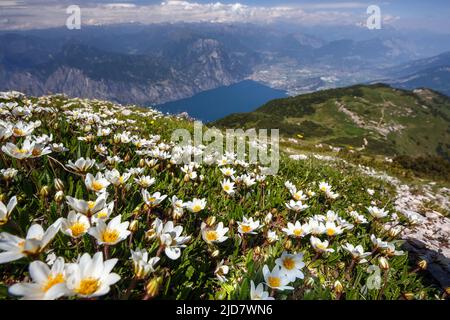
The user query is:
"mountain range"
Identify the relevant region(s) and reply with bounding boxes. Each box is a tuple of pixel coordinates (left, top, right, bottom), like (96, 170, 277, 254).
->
(2, 23, 450, 107)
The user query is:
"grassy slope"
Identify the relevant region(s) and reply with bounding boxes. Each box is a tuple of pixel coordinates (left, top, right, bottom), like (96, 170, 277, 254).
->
(212, 84, 450, 159)
(0, 93, 442, 300)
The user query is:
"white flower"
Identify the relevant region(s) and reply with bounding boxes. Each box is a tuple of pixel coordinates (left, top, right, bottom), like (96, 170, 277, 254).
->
(220, 167, 235, 177)
(267, 230, 279, 243)
(237, 217, 260, 235)
(367, 188, 375, 196)
(11, 121, 35, 137)
(85, 172, 110, 193)
(342, 243, 371, 263)
(370, 234, 389, 249)
(0, 196, 17, 225)
(367, 206, 389, 219)
(0, 220, 62, 263)
(310, 236, 334, 254)
(1, 168, 18, 180)
(383, 242, 404, 257)
(65, 252, 120, 298)
(130, 249, 160, 279)
(142, 190, 167, 207)
(242, 175, 256, 188)
(262, 265, 293, 291)
(66, 157, 96, 173)
(9, 257, 69, 300)
(214, 260, 229, 282)
(88, 215, 130, 246)
(157, 221, 191, 260)
(282, 221, 310, 238)
(135, 175, 156, 189)
(2, 139, 34, 159)
(275, 252, 305, 282)
(319, 181, 332, 193)
(66, 192, 110, 217)
(285, 200, 309, 212)
(349, 211, 368, 224)
(324, 222, 343, 237)
(105, 169, 131, 186)
(61, 211, 90, 239)
(292, 190, 307, 202)
(307, 219, 325, 235)
(201, 222, 229, 244)
(250, 281, 274, 300)
(221, 179, 235, 195)
(185, 198, 206, 213)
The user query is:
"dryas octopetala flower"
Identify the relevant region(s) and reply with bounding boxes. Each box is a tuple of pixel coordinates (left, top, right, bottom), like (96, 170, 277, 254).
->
(324, 221, 343, 237)
(310, 236, 334, 254)
(88, 215, 130, 246)
(61, 211, 90, 239)
(66, 157, 96, 173)
(367, 206, 389, 219)
(318, 181, 339, 199)
(237, 217, 260, 235)
(65, 252, 120, 298)
(214, 259, 229, 282)
(275, 251, 305, 282)
(105, 169, 131, 186)
(267, 230, 279, 243)
(0, 220, 62, 263)
(370, 234, 389, 250)
(262, 265, 293, 291)
(201, 222, 229, 244)
(2, 138, 34, 159)
(142, 190, 167, 207)
(0, 196, 17, 225)
(221, 179, 235, 195)
(349, 211, 368, 224)
(185, 198, 206, 213)
(135, 175, 156, 189)
(250, 281, 274, 300)
(11, 121, 35, 137)
(9, 257, 69, 300)
(342, 243, 371, 263)
(66, 192, 110, 217)
(220, 167, 235, 177)
(130, 249, 160, 279)
(282, 221, 310, 238)
(1, 168, 18, 180)
(383, 242, 404, 257)
(85, 172, 110, 193)
(285, 200, 309, 212)
(307, 219, 325, 236)
(156, 220, 191, 260)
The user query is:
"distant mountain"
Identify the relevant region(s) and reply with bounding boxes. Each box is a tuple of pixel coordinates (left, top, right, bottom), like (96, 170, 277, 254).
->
(156, 80, 288, 122)
(213, 84, 450, 160)
(2, 23, 446, 106)
(379, 52, 450, 96)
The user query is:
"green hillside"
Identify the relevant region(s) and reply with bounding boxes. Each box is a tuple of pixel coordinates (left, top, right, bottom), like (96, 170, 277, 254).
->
(213, 84, 450, 160)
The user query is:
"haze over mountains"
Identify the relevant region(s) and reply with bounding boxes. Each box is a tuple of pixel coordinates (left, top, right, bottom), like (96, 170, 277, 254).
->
(1, 22, 450, 110)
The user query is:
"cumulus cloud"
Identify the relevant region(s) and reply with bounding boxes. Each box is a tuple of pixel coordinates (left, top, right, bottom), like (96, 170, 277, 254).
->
(0, 0, 390, 30)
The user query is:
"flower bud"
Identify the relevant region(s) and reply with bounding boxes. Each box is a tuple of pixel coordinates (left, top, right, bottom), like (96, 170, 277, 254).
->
(39, 186, 49, 197)
(54, 178, 64, 191)
(264, 213, 272, 224)
(124, 154, 131, 163)
(0, 194, 5, 202)
(403, 292, 415, 300)
(378, 257, 389, 270)
(333, 280, 344, 294)
(145, 276, 163, 299)
(206, 216, 216, 227)
(129, 220, 139, 232)
(417, 259, 427, 270)
(139, 159, 145, 167)
(54, 190, 64, 202)
(211, 250, 220, 258)
(284, 239, 292, 250)
(305, 277, 315, 288)
(145, 229, 157, 241)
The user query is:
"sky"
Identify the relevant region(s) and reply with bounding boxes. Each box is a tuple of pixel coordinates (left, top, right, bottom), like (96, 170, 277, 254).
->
(1, 0, 449, 32)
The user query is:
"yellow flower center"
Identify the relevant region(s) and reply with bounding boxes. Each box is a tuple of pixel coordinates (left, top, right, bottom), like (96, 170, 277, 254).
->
(70, 222, 87, 237)
(282, 257, 295, 270)
(326, 228, 336, 236)
(118, 176, 124, 184)
(42, 273, 65, 292)
(316, 243, 326, 251)
(102, 229, 119, 243)
(241, 225, 252, 233)
(205, 230, 218, 242)
(97, 211, 107, 219)
(91, 181, 104, 192)
(31, 148, 41, 156)
(87, 201, 95, 209)
(192, 204, 202, 212)
(293, 194, 301, 201)
(75, 278, 100, 296)
(223, 185, 231, 191)
(16, 148, 28, 154)
(293, 228, 303, 237)
(148, 197, 156, 203)
(13, 128, 25, 136)
(268, 276, 281, 288)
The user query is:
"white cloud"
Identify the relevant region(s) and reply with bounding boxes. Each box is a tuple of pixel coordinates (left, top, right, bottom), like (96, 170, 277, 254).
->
(0, 0, 390, 30)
